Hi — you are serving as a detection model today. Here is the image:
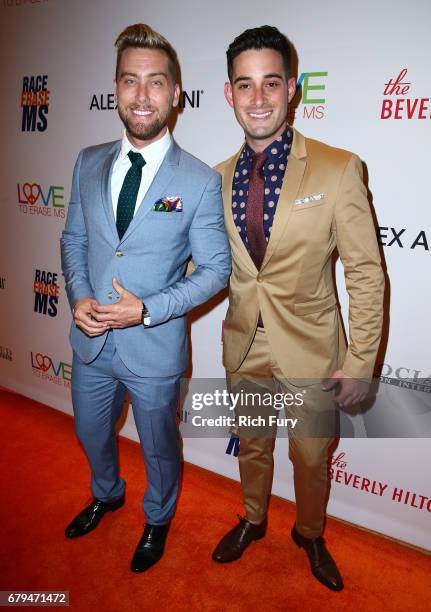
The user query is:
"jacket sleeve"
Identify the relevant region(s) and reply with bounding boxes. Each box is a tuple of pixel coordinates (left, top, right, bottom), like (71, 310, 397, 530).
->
(142, 172, 231, 326)
(333, 154, 384, 379)
(60, 150, 95, 311)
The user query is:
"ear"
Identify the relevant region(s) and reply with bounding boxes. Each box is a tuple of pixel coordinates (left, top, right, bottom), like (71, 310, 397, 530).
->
(287, 77, 297, 104)
(224, 81, 234, 108)
(172, 83, 181, 108)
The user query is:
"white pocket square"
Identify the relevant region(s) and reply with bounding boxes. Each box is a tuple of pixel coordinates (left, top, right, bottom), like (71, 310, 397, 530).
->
(294, 193, 325, 205)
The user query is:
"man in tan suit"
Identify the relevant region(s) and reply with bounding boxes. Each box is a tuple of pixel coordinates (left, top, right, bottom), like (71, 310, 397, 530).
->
(211, 26, 384, 591)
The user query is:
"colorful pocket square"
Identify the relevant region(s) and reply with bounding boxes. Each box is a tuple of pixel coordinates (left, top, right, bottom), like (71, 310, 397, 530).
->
(294, 193, 325, 205)
(153, 196, 183, 212)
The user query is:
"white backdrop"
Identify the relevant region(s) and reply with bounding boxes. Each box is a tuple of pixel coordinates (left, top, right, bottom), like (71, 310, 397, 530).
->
(0, 0, 430, 550)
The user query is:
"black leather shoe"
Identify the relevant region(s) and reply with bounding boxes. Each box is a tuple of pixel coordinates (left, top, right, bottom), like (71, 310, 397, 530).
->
(64, 496, 125, 538)
(291, 524, 344, 591)
(130, 523, 170, 573)
(212, 515, 267, 563)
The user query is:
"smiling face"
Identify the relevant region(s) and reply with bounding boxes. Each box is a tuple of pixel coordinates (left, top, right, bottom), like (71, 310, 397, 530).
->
(115, 47, 180, 148)
(224, 48, 296, 152)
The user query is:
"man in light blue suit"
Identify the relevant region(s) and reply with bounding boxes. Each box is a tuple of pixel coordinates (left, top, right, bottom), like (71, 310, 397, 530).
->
(60, 23, 230, 573)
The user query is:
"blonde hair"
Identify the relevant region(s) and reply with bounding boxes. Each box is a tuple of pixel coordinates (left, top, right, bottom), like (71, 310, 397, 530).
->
(115, 23, 177, 81)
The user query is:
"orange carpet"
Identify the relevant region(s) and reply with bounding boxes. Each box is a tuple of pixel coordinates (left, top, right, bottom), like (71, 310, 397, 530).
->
(0, 388, 429, 612)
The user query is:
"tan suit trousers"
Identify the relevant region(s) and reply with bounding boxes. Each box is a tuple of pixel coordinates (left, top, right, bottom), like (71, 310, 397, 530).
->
(228, 328, 339, 539)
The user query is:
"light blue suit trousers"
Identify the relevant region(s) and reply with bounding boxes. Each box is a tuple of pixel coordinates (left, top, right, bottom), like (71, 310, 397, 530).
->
(72, 332, 182, 525)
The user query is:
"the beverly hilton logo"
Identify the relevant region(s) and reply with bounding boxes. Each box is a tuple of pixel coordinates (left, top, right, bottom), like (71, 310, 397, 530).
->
(289, 71, 328, 122)
(330, 452, 431, 511)
(380, 68, 431, 119)
(31, 351, 71, 388)
(17, 182, 65, 218)
(21, 74, 50, 132)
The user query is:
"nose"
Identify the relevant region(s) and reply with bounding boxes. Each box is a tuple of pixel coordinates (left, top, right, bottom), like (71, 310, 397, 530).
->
(252, 85, 266, 108)
(136, 82, 149, 103)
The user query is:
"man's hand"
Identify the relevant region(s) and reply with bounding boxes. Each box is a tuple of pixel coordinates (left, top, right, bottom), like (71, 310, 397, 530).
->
(90, 277, 142, 329)
(73, 297, 109, 337)
(322, 369, 370, 408)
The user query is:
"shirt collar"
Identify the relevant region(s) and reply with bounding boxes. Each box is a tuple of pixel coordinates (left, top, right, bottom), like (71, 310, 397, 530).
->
(242, 126, 293, 165)
(119, 128, 172, 165)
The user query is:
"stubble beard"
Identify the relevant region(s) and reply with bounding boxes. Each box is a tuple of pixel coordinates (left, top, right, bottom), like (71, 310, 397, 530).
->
(118, 105, 169, 143)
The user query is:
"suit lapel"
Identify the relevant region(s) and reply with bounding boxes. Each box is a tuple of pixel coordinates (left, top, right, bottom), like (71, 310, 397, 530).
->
(222, 146, 257, 275)
(261, 128, 307, 270)
(118, 139, 181, 244)
(101, 140, 122, 244)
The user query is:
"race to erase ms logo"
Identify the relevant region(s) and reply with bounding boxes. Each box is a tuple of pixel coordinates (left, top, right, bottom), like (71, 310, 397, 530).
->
(33, 269, 60, 317)
(17, 182, 65, 218)
(31, 351, 71, 388)
(20, 74, 50, 132)
(289, 71, 328, 122)
(380, 68, 431, 119)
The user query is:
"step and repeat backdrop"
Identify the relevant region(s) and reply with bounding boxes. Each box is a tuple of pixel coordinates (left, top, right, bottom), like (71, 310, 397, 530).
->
(1, 0, 430, 549)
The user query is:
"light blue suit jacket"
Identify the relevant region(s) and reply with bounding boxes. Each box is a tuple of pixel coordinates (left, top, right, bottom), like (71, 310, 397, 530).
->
(60, 138, 231, 377)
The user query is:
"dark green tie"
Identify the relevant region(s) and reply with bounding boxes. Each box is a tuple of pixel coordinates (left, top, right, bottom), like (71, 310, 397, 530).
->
(116, 150, 146, 240)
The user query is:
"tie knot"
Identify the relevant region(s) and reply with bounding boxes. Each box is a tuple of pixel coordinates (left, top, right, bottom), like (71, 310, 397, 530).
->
(128, 151, 145, 167)
(251, 152, 267, 175)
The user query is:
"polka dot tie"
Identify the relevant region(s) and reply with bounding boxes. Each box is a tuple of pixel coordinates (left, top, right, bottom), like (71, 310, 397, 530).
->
(116, 151, 146, 240)
(246, 152, 267, 270)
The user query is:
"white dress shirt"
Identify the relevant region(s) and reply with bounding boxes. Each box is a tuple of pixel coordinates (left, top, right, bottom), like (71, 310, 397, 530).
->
(111, 128, 172, 219)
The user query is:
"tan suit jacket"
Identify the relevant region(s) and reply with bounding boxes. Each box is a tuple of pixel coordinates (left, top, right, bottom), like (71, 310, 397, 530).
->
(216, 128, 384, 381)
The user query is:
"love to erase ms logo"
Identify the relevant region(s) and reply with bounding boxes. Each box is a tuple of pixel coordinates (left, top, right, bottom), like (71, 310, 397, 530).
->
(289, 71, 328, 122)
(21, 75, 50, 132)
(33, 269, 60, 317)
(17, 182, 65, 218)
(31, 351, 71, 388)
(380, 68, 431, 119)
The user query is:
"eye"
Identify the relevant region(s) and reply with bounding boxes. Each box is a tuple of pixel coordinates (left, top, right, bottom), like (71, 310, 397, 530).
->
(152, 80, 163, 87)
(125, 78, 135, 85)
(266, 81, 279, 88)
(238, 83, 250, 90)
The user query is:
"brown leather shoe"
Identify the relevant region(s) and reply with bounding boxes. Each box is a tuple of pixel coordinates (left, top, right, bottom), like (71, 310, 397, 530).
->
(291, 524, 344, 591)
(212, 515, 267, 563)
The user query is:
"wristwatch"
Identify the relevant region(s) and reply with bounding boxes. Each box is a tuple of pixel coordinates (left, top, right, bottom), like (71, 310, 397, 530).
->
(141, 302, 151, 326)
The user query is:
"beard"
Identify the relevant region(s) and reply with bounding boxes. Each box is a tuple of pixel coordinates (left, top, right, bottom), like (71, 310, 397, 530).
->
(118, 104, 169, 143)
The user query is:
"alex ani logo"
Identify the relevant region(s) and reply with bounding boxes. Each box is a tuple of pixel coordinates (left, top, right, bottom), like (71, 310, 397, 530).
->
(31, 351, 71, 387)
(381, 68, 431, 119)
(2, 0, 48, 7)
(21, 75, 50, 132)
(90, 89, 204, 110)
(289, 71, 328, 121)
(17, 182, 65, 218)
(0, 346, 12, 361)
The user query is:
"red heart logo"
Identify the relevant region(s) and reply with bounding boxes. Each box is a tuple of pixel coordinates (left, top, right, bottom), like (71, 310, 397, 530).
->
(35, 353, 52, 372)
(23, 183, 41, 205)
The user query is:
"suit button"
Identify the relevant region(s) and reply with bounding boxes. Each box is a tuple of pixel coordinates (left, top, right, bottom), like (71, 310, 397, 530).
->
(257, 275, 263, 283)
(115, 251, 124, 257)
(107, 292, 113, 300)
